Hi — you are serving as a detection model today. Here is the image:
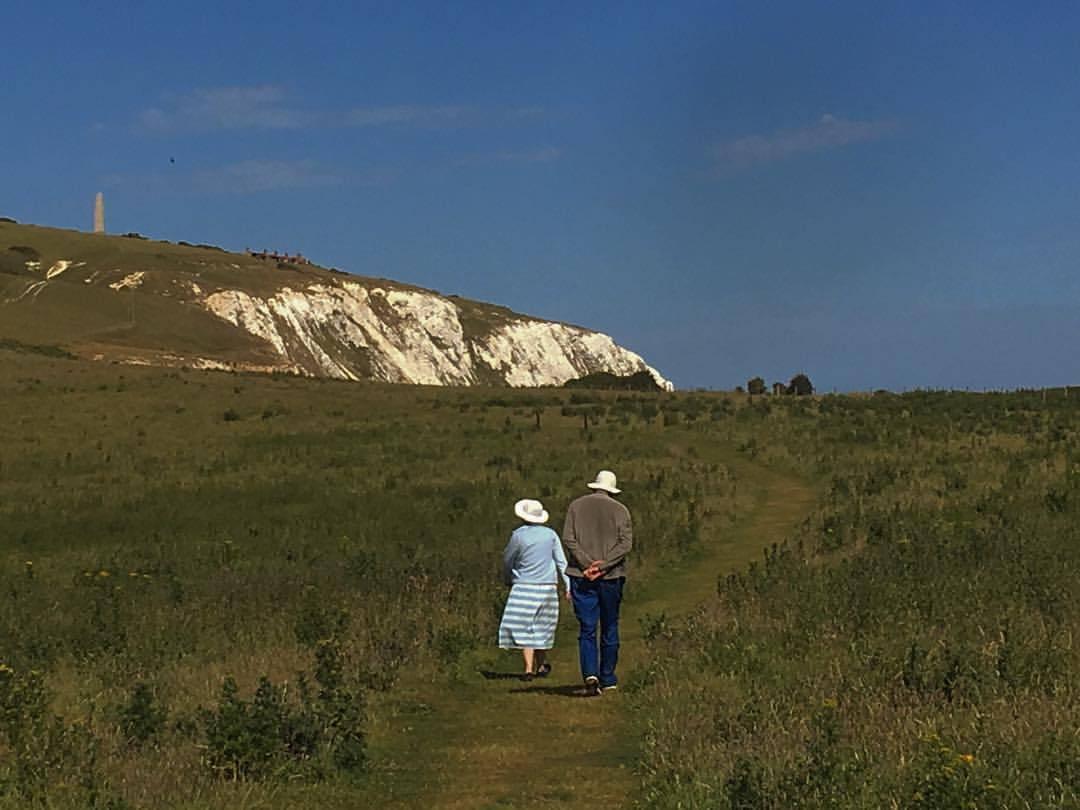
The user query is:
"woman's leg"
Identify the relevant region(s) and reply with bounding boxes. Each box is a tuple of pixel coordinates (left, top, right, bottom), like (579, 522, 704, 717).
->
(522, 647, 535, 675)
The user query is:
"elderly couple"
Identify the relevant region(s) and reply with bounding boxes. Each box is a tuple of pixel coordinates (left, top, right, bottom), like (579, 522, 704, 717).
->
(498, 470, 632, 696)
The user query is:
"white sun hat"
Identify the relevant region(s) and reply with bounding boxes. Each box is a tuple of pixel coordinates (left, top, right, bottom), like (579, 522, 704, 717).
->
(514, 498, 549, 524)
(587, 470, 621, 494)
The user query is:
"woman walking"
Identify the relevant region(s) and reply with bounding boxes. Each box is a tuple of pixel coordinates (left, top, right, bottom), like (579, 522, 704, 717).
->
(498, 498, 571, 680)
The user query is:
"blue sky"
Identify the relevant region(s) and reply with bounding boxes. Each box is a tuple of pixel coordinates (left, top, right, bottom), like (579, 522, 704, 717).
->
(3, 1, 1080, 391)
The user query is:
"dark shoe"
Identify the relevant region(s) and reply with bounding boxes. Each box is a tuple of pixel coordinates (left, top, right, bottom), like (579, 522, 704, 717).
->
(536, 663, 552, 678)
(520, 673, 534, 682)
(584, 675, 601, 696)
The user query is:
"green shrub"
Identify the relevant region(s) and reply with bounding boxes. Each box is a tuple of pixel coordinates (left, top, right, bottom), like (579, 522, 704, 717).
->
(0, 663, 101, 801)
(118, 682, 166, 747)
(201, 638, 366, 782)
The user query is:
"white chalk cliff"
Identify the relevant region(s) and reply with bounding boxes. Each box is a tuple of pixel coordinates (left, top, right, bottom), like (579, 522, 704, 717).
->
(0, 221, 671, 388)
(203, 281, 673, 390)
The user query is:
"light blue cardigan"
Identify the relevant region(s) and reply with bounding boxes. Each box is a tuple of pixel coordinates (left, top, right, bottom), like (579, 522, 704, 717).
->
(502, 524, 570, 591)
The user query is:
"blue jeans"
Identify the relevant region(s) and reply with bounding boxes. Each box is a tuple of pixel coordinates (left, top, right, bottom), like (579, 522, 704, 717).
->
(570, 576, 625, 688)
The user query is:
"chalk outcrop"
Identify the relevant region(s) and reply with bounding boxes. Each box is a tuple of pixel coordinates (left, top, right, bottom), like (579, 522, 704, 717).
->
(0, 220, 671, 389)
(203, 281, 672, 390)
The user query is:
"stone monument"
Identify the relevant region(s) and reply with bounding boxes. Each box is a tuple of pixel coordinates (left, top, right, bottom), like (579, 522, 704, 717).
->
(93, 192, 105, 234)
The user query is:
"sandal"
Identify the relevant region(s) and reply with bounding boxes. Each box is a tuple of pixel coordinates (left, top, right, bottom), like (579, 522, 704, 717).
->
(535, 663, 552, 678)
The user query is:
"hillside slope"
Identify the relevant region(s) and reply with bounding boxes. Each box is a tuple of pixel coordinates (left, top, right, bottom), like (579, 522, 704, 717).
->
(0, 221, 672, 388)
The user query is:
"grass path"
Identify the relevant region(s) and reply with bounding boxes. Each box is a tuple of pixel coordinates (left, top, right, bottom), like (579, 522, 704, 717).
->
(349, 450, 817, 809)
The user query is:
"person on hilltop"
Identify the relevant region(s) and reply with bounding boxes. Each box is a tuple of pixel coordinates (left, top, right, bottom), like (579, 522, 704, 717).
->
(498, 498, 571, 681)
(562, 470, 632, 696)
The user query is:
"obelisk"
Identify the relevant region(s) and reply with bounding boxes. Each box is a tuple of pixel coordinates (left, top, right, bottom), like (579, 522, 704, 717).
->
(93, 192, 105, 234)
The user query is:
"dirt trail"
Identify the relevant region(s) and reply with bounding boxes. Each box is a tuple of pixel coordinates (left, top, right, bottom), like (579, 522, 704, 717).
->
(356, 451, 817, 809)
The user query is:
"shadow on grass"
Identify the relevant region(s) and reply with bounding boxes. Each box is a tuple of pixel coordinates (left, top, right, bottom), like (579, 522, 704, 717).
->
(478, 671, 591, 697)
(507, 684, 590, 698)
(479, 670, 524, 680)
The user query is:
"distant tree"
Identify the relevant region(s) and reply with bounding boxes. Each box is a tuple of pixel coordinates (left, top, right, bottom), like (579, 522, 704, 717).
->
(747, 377, 766, 396)
(788, 373, 814, 396)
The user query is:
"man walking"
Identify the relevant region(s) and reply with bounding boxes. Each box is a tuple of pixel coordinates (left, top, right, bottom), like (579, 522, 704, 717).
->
(562, 470, 632, 696)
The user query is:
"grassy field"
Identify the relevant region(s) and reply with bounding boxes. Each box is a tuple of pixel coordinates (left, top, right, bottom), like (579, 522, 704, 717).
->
(2, 344, 1078, 808)
(637, 392, 1080, 808)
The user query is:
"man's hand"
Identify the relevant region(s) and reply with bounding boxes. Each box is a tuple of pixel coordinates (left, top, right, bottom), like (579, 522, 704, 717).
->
(565, 589, 572, 602)
(584, 561, 604, 581)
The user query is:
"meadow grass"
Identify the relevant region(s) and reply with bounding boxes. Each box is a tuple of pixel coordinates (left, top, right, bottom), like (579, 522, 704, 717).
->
(2, 348, 1079, 808)
(636, 391, 1080, 808)
(0, 350, 737, 807)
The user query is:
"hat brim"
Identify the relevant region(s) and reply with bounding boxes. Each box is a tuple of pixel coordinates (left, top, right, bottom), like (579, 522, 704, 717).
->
(587, 482, 621, 494)
(515, 506, 549, 524)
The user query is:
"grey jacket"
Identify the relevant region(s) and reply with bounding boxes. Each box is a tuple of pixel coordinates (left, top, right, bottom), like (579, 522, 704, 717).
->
(562, 491, 633, 580)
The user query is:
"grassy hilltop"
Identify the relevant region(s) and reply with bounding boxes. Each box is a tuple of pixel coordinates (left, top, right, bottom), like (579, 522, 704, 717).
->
(1, 345, 1079, 808)
(0, 221, 301, 363)
(0, 220, 527, 374)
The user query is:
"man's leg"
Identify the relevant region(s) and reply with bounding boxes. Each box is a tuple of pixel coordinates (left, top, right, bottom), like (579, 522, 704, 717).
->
(597, 577, 625, 688)
(569, 577, 599, 682)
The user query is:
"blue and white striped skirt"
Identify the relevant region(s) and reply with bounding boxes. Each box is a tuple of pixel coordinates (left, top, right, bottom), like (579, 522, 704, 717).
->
(498, 583, 559, 650)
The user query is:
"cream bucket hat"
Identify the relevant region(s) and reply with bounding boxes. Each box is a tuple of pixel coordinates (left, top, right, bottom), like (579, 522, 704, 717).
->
(514, 498, 550, 524)
(587, 470, 621, 494)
